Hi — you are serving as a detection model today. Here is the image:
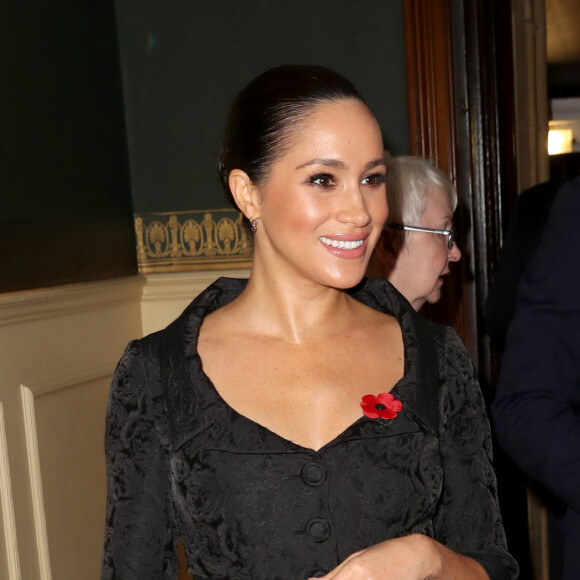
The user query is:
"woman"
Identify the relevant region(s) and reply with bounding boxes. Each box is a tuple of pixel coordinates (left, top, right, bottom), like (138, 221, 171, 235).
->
(102, 66, 516, 580)
(374, 156, 461, 311)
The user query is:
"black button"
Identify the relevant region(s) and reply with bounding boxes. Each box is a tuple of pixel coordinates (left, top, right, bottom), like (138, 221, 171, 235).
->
(301, 462, 326, 486)
(306, 517, 331, 542)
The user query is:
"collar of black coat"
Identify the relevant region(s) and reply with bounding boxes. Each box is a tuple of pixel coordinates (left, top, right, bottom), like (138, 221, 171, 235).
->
(141, 276, 441, 452)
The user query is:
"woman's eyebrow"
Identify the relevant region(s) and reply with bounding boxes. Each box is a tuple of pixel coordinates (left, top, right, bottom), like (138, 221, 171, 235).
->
(365, 159, 387, 170)
(295, 158, 386, 170)
(295, 158, 346, 170)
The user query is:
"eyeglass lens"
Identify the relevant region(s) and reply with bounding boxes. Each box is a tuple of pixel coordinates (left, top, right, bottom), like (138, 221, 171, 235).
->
(447, 230, 455, 249)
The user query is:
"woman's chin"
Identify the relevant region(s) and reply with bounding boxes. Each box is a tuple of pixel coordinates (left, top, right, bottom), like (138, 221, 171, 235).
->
(320, 263, 370, 289)
(426, 289, 442, 305)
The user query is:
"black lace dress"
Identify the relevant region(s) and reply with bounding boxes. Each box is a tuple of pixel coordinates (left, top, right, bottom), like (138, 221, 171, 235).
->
(101, 277, 518, 580)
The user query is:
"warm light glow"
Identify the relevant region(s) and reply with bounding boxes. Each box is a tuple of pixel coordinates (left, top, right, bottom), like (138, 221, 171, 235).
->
(548, 129, 573, 155)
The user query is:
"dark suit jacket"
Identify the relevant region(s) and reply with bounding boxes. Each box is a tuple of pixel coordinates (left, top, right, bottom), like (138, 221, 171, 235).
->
(492, 176, 580, 580)
(484, 180, 559, 353)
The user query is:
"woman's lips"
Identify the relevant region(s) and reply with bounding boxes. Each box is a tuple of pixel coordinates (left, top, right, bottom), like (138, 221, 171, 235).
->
(438, 270, 450, 284)
(318, 234, 369, 258)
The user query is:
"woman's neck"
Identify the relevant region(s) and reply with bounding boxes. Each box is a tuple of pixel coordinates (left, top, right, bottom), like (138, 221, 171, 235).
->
(232, 270, 360, 345)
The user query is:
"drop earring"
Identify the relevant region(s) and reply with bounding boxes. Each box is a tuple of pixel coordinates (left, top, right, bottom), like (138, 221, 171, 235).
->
(249, 218, 259, 233)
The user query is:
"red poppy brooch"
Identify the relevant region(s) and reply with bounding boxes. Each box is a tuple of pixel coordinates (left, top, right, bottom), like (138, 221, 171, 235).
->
(360, 392, 402, 426)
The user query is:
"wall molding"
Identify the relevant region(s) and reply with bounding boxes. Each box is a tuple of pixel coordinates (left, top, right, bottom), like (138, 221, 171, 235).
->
(0, 403, 21, 580)
(20, 386, 52, 580)
(26, 364, 117, 398)
(0, 276, 145, 328)
(141, 269, 251, 303)
(135, 209, 253, 273)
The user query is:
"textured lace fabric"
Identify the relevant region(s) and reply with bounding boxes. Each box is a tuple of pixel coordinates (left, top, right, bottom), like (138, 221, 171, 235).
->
(101, 277, 518, 580)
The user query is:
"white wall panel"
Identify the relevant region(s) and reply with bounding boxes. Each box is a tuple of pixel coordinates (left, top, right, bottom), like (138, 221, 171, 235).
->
(0, 276, 144, 580)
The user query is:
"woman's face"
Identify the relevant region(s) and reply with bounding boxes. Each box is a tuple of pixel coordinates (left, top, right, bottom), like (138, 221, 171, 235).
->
(388, 188, 461, 310)
(251, 99, 388, 290)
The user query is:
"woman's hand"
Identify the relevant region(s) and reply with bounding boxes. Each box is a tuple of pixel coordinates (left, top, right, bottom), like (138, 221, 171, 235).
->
(308, 534, 489, 580)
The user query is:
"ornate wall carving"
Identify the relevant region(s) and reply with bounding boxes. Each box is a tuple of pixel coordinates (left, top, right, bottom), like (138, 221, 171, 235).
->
(134, 209, 253, 273)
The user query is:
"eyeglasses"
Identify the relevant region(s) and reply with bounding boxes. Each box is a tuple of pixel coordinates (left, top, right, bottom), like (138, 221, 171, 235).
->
(388, 224, 456, 249)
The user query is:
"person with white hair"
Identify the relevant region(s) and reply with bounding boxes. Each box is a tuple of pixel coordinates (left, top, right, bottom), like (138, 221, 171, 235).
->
(374, 155, 462, 311)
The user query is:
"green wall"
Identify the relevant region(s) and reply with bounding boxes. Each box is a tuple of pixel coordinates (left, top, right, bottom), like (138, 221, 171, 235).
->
(115, 0, 410, 214)
(1, 0, 137, 292)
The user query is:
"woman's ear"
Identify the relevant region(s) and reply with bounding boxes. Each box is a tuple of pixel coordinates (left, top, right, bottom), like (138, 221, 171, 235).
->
(374, 229, 401, 275)
(229, 169, 261, 219)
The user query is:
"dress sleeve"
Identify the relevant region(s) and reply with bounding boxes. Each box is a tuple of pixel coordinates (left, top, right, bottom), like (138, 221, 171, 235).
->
(101, 340, 179, 580)
(434, 328, 518, 580)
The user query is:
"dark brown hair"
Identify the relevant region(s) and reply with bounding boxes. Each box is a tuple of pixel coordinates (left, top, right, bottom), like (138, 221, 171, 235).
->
(216, 65, 369, 208)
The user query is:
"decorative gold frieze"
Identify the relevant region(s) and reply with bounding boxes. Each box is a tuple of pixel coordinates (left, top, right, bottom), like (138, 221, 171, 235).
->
(135, 209, 253, 273)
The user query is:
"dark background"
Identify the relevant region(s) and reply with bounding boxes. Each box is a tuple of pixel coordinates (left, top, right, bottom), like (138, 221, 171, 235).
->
(115, 0, 410, 213)
(1, 0, 137, 292)
(1, 0, 409, 292)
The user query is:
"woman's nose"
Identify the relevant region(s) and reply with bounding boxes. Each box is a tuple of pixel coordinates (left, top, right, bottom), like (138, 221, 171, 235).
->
(448, 241, 461, 262)
(336, 189, 372, 227)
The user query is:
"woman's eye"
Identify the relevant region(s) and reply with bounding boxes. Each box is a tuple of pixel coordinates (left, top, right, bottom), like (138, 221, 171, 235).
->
(308, 174, 334, 187)
(362, 173, 387, 186)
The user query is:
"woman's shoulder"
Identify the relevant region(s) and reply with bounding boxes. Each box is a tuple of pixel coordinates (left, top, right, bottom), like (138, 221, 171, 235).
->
(423, 318, 462, 348)
(111, 277, 249, 449)
(423, 319, 472, 369)
(116, 276, 247, 400)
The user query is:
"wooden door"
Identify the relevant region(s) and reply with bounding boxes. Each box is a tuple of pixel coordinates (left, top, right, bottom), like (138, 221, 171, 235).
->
(404, 0, 517, 386)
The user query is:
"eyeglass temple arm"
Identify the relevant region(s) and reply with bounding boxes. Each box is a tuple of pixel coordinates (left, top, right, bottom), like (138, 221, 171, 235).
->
(388, 224, 451, 235)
